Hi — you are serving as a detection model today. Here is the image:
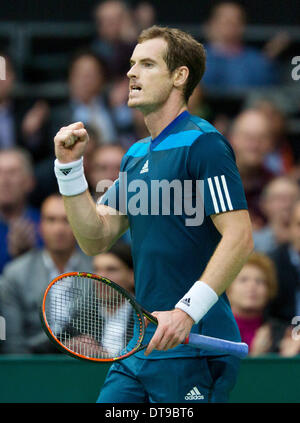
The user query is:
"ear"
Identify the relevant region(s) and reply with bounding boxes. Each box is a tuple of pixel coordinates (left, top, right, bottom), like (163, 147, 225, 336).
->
(173, 66, 189, 89)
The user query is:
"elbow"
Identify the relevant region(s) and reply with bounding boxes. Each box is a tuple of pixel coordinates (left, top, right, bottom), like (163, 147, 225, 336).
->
(78, 241, 108, 257)
(241, 227, 254, 257)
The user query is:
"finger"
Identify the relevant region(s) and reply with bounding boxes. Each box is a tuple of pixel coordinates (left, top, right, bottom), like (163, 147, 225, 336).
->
(65, 121, 84, 130)
(144, 317, 149, 328)
(144, 328, 164, 356)
(163, 337, 182, 351)
(72, 128, 88, 139)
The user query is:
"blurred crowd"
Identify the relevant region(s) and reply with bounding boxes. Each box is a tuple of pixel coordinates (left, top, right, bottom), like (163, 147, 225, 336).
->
(0, 1, 300, 357)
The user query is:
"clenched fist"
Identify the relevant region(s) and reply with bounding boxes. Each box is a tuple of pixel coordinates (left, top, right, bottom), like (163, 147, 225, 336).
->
(54, 121, 89, 164)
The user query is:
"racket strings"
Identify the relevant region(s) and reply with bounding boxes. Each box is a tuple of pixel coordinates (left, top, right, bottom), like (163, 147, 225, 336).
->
(45, 276, 140, 359)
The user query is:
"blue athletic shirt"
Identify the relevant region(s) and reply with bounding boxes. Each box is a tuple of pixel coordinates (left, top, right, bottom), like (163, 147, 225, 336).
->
(100, 110, 248, 359)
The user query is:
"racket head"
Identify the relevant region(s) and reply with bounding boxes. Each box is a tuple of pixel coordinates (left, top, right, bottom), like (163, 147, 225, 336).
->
(40, 272, 146, 362)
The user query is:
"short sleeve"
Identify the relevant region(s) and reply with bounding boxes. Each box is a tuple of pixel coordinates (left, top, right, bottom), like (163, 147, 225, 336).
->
(188, 133, 248, 216)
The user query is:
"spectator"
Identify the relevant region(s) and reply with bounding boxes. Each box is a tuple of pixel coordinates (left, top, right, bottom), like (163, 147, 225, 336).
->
(0, 194, 92, 353)
(93, 242, 134, 294)
(50, 51, 117, 144)
(268, 200, 300, 324)
(91, 0, 136, 80)
(86, 144, 126, 201)
(0, 54, 50, 162)
(250, 99, 294, 175)
(227, 252, 286, 355)
(229, 109, 275, 229)
(134, 2, 156, 32)
(253, 177, 300, 255)
(86, 144, 130, 245)
(202, 2, 278, 90)
(92, 242, 134, 355)
(0, 148, 42, 273)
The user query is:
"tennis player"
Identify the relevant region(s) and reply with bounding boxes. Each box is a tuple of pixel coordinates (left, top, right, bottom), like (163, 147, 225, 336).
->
(53, 26, 253, 403)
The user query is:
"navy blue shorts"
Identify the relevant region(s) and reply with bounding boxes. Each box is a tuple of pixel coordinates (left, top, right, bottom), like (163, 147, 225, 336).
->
(97, 354, 240, 403)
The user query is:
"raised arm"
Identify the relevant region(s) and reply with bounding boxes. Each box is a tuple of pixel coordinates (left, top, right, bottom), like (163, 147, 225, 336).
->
(54, 122, 129, 256)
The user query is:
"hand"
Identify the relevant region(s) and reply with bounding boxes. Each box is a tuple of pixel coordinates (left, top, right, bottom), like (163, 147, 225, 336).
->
(7, 218, 36, 257)
(144, 309, 194, 356)
(250, 323, 272, 356)
(22, 100, 50, 137)
(54, 121, 89, 164)
(279, 327, 300, 357)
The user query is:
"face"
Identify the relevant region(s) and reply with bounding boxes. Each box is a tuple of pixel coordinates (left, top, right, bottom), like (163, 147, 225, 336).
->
(289, 204, 300, 252)
(96, 1, 125, 42)
(228, 264, 270, 315)
(0, 152, 34, 208)
(69, 56, 105, 103)
(93, 253, 134, 294)
(209, 4, 245, 44)
(230, 111, 273, 168)
(262, 180, 300, 223)
(40, 197, 76, 254)
(88, 147, 124, 193)
(127, 38, 175, 114)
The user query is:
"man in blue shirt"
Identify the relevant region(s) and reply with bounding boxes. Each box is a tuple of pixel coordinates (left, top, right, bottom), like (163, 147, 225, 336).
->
(202, 2, 278, 90)
(53, 26, 253, 402)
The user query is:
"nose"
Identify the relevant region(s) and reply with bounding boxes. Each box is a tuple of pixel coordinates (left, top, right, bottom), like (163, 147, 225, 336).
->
(127, 63, 137, 79)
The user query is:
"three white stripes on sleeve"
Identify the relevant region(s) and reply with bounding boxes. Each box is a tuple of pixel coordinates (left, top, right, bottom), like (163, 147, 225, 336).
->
(207, 175, 233, 214)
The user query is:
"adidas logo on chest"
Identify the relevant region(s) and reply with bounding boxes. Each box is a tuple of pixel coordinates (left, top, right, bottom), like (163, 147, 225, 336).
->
(140, 160, 149, 174)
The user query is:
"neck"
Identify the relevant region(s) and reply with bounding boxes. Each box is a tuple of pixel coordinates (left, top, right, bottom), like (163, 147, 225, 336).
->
(270, 220, 290, 244)
(0, 202, 26, 221)
(232, 306, 263, 319)
(143, 99, 187, 140)
(47, 249, 75, 274)
(211, 39, 242, 52)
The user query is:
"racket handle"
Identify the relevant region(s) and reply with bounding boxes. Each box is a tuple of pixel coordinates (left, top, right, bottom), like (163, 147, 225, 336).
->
(183, 333, 248, 359)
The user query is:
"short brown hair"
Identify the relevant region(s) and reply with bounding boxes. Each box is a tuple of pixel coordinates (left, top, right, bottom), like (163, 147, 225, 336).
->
(244, 252, 278, 300)
(138, 26, 206, 103)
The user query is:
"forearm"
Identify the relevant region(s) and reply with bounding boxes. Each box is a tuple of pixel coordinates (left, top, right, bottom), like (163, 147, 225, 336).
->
(63, 190, 114, 255)
(200, 229, 253, 295)
(175, 210, 254, 323)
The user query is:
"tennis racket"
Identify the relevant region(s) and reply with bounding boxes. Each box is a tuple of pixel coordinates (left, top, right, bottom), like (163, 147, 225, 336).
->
(40, 272, 248, 362)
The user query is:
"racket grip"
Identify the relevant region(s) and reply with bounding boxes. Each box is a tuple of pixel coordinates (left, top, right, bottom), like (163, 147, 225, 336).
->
(183, 333, 248, 359)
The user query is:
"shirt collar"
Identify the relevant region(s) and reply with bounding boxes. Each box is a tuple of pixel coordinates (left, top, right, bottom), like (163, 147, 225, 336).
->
(150, 110, 190, 150)
(42, 249, 80, 274)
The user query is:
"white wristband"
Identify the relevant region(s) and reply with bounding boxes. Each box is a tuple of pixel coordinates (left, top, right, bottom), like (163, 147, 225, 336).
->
(54, 157, 88, 196)
(175, 281, 218, 324)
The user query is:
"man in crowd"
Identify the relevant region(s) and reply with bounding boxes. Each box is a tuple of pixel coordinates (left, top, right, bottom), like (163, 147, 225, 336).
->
(91, 0, 136, 80)
(202, 2, 278, 90)
(0, 53, 50, 162)
(50, 51, 117, 144)
(0, 148, 42, 273)
(268, 200, 300, 324)
(254, 177, 300, 255)
(86, 144, 125, 201)
(0, 194, 92, 353)
(229, 109, 275, 229)
(86, 144, 130, 244)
